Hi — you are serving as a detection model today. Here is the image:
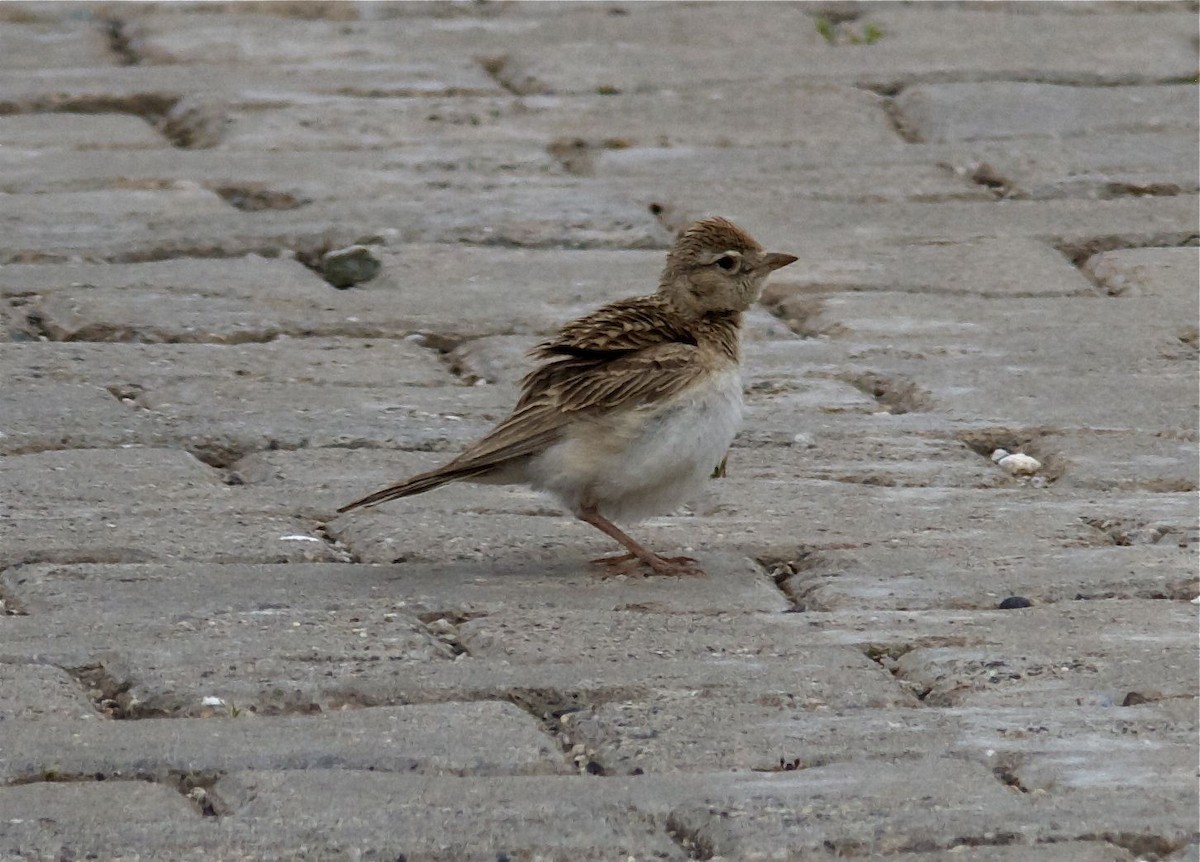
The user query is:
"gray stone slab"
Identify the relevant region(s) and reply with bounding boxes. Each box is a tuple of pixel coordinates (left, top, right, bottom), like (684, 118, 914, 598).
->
(0, 144, 560, 196)
(0, 17, 114, 69)
(1035, 429, 1199, 493)
(774, 543, 1198, 612)
(0, 337, 454, 390)
(760, 236, 1094, 299)
(598, 143, 992, 203)
(954, 132, 1200, 199)
(889, 601, 1196, 709)
(1083, 245, 1200, 327)
(0, 781, 207, 862)
(0, 702, 566, 782)
(206, 760, 1194, 859)
(0, 662, 98, 720)
(896, 83, 1199, 143)
(217, 83, 900, 151)
(652, 193, 1200, 254)
(1, 182, 667, 262)
(0, 58, 503, 113)
(0, 448, 350, 566)
(0, 113, 169, 149)
(757, 290, 1199, 429)
(3, 246, 679, 343)
(123, 9, 540, 69)
(467, 6, 1198, 92)
(0, 382, 151, 455)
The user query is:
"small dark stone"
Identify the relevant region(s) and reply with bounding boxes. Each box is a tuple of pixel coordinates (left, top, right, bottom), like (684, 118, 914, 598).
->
(496, 854, 511, 862)
(1122, 690, 1160, 706)
(320, 244, 382, 289)
(584, 760, 606, 775)
(998, 596, 1032, 609)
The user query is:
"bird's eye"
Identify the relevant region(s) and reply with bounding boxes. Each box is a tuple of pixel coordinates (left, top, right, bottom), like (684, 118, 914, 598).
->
(715, 255, 737, 271)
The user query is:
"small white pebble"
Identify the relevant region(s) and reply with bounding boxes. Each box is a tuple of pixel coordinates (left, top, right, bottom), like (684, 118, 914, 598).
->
(279, 535, 321, 543)
(201, 696, 225, 707)
(998, 453, 1041, 475)
(990, 448, 1010, 463)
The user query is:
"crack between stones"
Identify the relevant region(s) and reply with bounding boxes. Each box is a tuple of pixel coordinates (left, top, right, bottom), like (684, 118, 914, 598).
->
(102, 16, 140, 66)
(1056, 233, 1200, 270)
(6, 769, 230, 817)
(665, 813, 718, 861)
(506, 688, 611, 777)
(476, 54, 553, 96)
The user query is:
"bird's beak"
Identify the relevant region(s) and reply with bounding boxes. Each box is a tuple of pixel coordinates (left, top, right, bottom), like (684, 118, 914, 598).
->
(763, 252, 799, 271)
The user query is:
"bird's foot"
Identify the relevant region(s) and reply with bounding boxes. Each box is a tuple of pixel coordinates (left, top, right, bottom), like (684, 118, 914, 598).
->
(645, 554, 704, 578)
(589, 552, 703, 578)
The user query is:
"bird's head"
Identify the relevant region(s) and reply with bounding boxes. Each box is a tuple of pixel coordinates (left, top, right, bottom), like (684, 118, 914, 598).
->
(658, 216, 797, 317)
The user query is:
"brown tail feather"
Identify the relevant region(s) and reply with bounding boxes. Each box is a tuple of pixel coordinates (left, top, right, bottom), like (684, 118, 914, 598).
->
(336, 463, 490, 513)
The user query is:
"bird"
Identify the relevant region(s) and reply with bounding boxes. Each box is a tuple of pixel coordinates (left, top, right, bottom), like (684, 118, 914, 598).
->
(337, 216, 797, 576)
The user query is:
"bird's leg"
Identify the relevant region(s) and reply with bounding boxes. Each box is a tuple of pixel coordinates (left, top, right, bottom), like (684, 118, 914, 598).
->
(577, 506, 703, 577)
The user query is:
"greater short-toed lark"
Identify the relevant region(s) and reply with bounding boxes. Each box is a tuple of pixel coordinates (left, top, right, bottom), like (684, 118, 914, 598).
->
(338, 216, 797, 576)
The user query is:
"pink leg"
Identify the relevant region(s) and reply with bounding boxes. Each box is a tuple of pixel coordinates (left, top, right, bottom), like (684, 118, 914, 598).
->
(577, 506, 703, 577)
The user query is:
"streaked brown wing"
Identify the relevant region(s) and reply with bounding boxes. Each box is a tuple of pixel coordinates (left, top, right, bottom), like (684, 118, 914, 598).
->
(552, 342, 705, 414)
(446, 399, 568, 470)
(460, 342, 704, 472)
(531, 295, 695, 359)
(518, 295, 696, 409)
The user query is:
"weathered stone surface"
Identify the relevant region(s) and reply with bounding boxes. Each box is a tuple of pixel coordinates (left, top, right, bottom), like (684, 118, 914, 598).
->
(0, 17, 114, 69)
(956, 132, 1200, 200)
(0, 448, 350, 566)
(0, 663, 98, 720)
(2, 2, 1196, 859)
(0, 702, 565, 782)
(216, 84, 901, 151)
(896, 83, 1199, 143)
(0, 113, 168, 149)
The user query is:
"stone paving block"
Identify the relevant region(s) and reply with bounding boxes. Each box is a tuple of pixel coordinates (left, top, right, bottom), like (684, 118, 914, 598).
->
(132, 377, 513, 461)
(216, 771, 692, 861)
(1083, 245, 1200, 326)
(477, 6, 1198, 93)
(0, 662, 98, 720)
(0, 381, 155, 454)
(0, 17, 114, 69)
(772, 543, 1198, 612)
(1, 181, 666, 261)
(954, 132, 1200, 199)
(0, 60, 503, 115)
(0, 143, 559, 196)
(598, 143, 992, 203)
(0, 781, 207, 862)
(216, 83, 900, 151)
(654, 192, 1200, 254)
(838, 7, 1199, 88)
(208, 761, 1193, 860)
(896, 83, 1199, 143)
(0, 113, 168, 149)
(526, 84, 900, 149)
(0, 448, 350, 566)
(889, 601, 1196, 709)
(1034, 429, 1199, 493)
(3, 247, 678, 344)
(760, 236, 1094, 299)
(758, 289, 1199, 429)
(0, 337, 455, 391)
(0, 702, 566, 782)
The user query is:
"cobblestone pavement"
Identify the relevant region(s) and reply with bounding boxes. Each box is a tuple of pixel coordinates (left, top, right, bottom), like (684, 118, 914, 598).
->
(1, 2, 1198, 860)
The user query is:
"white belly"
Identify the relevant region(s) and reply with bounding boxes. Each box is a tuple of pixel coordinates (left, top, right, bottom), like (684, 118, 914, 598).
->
(527, 368, 743, 522)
